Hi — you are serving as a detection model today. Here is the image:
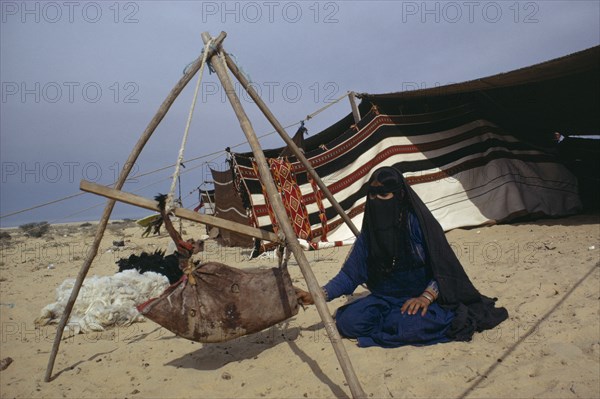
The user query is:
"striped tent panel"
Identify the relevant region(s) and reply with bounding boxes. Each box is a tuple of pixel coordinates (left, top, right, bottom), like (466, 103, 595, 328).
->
(233, 104, 581, 242)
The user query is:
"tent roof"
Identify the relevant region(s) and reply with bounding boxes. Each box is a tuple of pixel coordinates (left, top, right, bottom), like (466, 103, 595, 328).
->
(354, 46, 599, 145)
(245, 46, 599, 156)
(360, 46, 599, 100)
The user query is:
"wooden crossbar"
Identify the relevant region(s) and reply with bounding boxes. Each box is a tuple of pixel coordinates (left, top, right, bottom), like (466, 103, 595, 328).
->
(79, 180, 281, 244)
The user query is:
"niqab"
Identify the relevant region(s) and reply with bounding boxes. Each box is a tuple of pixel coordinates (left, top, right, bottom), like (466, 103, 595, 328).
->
(364, 169, 423, 283)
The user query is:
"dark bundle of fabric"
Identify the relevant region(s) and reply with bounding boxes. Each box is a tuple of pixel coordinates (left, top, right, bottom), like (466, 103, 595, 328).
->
(116, 250, 183, 284)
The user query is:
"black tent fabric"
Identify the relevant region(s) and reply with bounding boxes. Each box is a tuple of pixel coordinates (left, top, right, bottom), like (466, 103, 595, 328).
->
(359, 46, 599, 141)
(220, 47, 598, 245)
(360, 46, 600, 210)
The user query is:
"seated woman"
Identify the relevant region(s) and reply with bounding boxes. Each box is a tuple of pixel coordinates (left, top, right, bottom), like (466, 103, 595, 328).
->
(296, 166, 508, 348)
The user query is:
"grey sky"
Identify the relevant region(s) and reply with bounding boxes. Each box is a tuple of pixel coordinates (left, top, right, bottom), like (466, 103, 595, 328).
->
(1, 0, 599, 227)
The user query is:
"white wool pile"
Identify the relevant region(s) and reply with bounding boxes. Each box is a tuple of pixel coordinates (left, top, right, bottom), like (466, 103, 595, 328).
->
(35, 269, 169, 333)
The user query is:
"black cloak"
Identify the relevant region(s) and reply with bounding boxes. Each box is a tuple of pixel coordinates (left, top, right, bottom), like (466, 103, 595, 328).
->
(365, 166, 508, 341)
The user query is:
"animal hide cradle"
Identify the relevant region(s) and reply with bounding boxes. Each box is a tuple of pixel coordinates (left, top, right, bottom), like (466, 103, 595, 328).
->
(137, 262, 299, 343)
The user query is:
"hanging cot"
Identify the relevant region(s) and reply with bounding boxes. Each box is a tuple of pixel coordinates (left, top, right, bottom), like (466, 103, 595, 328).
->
(137, 194, 299, 343)
(137, 261, 298, 343)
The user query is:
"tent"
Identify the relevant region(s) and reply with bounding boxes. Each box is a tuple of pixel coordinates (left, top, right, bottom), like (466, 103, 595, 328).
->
(219, 46, 598, 246)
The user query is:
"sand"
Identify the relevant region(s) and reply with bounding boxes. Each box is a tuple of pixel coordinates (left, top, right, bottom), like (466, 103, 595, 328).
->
(0, 214, 598, 399)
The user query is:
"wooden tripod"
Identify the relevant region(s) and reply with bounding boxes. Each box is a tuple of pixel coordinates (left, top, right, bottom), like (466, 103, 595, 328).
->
(44, 31, 366, 399)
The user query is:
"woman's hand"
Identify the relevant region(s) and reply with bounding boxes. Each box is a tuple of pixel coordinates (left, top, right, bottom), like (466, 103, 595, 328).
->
(295, 287, 314, 305)
(401, 296, 431, 316)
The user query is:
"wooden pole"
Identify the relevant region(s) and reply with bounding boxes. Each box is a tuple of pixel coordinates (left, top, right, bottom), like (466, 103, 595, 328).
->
(43, 32, 227, 382)
(348, 91, 361, 124)
(79, 180, 281, 243)
(223, 51, 360, 238)
(202, 32, 366, 399)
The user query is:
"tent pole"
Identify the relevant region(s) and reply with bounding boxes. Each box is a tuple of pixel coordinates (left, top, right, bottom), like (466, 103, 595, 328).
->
(43, 32, 227, 382)
(348, 91, 361, 124)
(222, 50, 360, 237)
(202, 32, 366, 399)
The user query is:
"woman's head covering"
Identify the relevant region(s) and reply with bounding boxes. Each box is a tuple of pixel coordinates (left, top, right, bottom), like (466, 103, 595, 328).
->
(363, 167, 420, 281)
(363, 166, 508, 341)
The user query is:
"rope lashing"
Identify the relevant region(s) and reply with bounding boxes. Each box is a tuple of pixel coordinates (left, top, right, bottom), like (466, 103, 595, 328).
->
(183, 43, 218, 75)
(167, 37, 215, 213)
(227, 52, 252, 84)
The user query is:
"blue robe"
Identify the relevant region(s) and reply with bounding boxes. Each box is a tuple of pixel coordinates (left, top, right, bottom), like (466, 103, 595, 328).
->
(323, 213, 455, 348)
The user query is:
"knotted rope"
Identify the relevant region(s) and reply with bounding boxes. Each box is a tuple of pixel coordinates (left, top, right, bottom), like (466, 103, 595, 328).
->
(166, 38, 215, 213)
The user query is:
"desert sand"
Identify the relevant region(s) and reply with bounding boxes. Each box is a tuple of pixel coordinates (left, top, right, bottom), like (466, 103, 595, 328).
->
(0, 213, 598, 399)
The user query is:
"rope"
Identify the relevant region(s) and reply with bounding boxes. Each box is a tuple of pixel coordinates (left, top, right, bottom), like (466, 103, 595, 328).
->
(166, 37, 214, 213)
(227, 121, 303, 154)
(0, 157, 203, 226)
(0, 88, 348, 222)
(7, 169, 184, 233)
(305, 91, 351, 121)
(0, 118, 300, 223)
(0, 151, 219, 221)
(0, 192, 86, 220)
